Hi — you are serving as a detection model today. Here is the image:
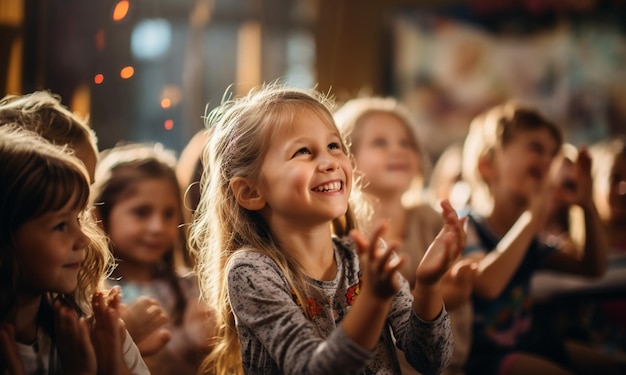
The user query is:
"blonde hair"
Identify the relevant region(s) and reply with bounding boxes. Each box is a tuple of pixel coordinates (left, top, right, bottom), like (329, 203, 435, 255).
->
(0, 91, 98, 175)
(0, 125, 112, 324)
(589, 136, 626, 221)
(334, 96, 431, 206)
(462, 102, 563, 214)
(189, 85, 366, 375)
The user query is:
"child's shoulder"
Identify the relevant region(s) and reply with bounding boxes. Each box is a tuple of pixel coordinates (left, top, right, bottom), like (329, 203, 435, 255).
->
(228, 249, 285, 276)
(408, 202, 445, 226)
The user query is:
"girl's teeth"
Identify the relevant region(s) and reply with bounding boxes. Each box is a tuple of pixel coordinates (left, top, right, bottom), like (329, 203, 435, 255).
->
(315, 182, 341, 192)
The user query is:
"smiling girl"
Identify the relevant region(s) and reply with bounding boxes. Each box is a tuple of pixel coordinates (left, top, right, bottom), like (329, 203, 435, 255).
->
(189, 85, 465, 375)
(0, 125, 148, 374)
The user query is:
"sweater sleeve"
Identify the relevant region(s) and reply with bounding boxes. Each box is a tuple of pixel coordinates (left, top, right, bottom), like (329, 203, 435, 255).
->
(122, 330, 151, 375)
(387, 276, 454, 375)
(228, 251, 371, 375)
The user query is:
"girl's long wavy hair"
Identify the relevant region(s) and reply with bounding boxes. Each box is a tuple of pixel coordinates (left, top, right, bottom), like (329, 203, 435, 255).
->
(0, 125, 112, 329)
(188, 84, 368, 375)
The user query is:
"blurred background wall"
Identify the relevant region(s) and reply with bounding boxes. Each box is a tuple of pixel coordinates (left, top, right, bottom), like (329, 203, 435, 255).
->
(1, 0, 625, 160)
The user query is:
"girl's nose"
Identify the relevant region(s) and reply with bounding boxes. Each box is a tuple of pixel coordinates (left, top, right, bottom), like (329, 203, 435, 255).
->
(75, 227, 91, 251)
(318, 154, 339, 172)
(147, 215, 165, 232)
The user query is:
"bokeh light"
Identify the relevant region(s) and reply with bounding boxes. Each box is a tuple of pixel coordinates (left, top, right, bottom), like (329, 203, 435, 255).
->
(120, 66, 134, 79)
(112, 1, 129, 21)
(94, 74, 104, 84)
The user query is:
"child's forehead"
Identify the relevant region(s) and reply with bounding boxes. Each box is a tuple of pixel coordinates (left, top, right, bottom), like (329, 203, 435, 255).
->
(275, 107, 339, 136)
(506, 127, 560, 146)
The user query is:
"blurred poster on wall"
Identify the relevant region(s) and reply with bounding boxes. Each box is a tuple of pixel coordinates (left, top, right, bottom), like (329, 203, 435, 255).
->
(392, 2, 626, 161)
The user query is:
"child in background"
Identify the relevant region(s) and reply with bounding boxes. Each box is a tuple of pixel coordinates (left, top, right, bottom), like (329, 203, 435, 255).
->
(0, 91, 99, 182)
(176, 129, 211, 231)
(460, 102, 621, 375)
(189, 85, 465, 375)
(93, 143, 215, 375)
(589, 136, 626, 355)
(591, 136, 626, 255)
(428, 142, 472, 217)
(334, 97, 477, 375)
(0, 125, 148, 374)
(541, 143, 585, 259)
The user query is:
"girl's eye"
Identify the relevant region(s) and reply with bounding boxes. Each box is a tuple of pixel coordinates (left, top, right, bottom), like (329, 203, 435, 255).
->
(372, 138, 387, 147)
(53, 222, 67, 231)
(528, 142, 545, 156)
(164, 208, 176, 220)
(293, 147, 311, 157)
(328, 142, 341, 150)
(133, 207, 151, 218)
(400, 139, 414, 150)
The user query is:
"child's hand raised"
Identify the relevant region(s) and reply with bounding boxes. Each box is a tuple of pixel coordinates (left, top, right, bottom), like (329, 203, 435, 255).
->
(54, 301, 98, 375)
(572, 147, 595, 209)
(350, 223, 405, 300)
(120, 296, 170, 356)
(90, 291, 131, 375)
(416, 200, 466, 286)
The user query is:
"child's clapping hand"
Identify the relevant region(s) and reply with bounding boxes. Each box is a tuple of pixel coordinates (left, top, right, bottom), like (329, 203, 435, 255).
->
(415, 200, 466, 287)
(350, 223, 405, 300)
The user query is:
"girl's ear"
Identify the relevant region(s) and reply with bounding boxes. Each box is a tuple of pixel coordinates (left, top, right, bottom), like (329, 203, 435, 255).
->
(230, 177, 266, 211)
(477, 151, 494, 182)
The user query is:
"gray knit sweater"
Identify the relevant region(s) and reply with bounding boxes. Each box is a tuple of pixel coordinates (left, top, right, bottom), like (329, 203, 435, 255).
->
(227, 236, 453, 375)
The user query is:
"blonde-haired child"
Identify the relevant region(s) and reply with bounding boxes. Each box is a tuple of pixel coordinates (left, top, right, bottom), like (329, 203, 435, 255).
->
(0, 125, 148, 374)
(189, 85, 465, 375)
(334, 96, 477, 375)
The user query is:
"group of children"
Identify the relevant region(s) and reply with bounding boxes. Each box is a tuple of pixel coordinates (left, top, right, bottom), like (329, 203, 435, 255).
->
(0, 86, 624, 375)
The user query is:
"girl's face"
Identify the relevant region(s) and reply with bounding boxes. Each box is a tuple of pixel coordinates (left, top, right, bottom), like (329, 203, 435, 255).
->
(14, 199, 90, 295)
(256, 110, 352, 226)
(107, 178, 180, 266)
(608, 154, 626, 222)
(488, 128, 559, 202)
(352, 112, 419, 197)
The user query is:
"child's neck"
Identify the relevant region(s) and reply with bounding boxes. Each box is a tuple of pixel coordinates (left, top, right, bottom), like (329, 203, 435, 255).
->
(112, 260, 158, 282)
(273, 222, 336, 281)
(487, 199, 527, 237)
(371, 195, 407, 245)
(14, 293, 43, 345)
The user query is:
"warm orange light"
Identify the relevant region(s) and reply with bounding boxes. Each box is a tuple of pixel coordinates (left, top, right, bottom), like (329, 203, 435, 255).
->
(120, 66, 134, 79)
(164, 119, 174, 130)
(112, 1, 129, 21)
(94, 74, 104, 84)
(160, 98, 171, 109)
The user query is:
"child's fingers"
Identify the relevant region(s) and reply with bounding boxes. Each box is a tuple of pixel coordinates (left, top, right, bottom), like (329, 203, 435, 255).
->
(349, 229, 368, 255)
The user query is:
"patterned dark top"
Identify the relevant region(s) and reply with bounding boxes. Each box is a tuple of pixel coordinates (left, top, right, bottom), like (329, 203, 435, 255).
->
(227, 236, 453, 375)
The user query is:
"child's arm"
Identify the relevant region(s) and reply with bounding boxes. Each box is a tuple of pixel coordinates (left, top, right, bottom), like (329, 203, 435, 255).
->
(470, 173, 554, 300)
(413, 200, 466, 319)
(346, 223, 404, 350)
(440, 258, 478, 311)
(544, 147, 609, 277)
